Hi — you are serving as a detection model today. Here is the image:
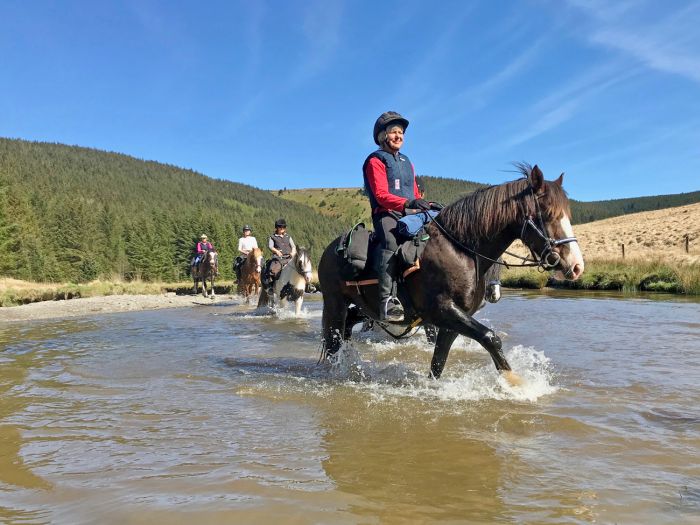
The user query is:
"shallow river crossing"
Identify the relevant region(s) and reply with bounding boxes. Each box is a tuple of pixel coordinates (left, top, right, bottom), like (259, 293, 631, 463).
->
(1, 291, 699, 524)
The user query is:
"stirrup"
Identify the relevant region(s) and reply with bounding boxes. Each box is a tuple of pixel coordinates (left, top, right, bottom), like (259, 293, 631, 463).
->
(380, 297, 404, 322)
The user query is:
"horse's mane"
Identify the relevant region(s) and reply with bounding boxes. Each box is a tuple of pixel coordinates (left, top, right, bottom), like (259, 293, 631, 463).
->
(437, 163, 570, 242)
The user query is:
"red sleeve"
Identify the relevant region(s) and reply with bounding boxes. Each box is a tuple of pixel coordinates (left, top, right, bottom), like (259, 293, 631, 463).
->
(365, 157, 409, 212)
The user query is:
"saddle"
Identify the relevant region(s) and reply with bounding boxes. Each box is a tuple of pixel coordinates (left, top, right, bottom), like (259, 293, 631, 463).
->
(336, 213, 435, 284)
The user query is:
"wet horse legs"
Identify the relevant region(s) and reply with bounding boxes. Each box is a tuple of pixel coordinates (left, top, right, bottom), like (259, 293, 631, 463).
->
(430, 302, 511, 378)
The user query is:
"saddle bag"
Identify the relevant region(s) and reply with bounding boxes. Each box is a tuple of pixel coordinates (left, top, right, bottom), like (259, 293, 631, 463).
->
(337, 222, 371, 280)
(396, 210, 439, 241)
(399, 230, 431, 268)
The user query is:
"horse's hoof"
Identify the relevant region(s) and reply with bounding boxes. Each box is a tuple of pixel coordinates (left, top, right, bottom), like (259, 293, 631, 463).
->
(502, 370, 523, 387)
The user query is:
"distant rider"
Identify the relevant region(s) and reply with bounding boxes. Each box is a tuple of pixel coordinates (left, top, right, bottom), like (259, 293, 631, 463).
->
(192, 234, 214, 271)
(265, 218, 297, 288)
(234, 225, 258, 280)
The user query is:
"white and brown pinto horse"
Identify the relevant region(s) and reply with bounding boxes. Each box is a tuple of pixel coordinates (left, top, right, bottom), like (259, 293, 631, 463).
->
(318, 164, 584, 385)
(258, 248, 313, 316)
(192, 249, 218, 298)
(237, 247, 264, 303)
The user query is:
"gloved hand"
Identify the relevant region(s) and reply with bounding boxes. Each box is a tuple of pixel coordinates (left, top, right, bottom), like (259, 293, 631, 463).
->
(405, 198, 431, 211)
(429, 202, 444, 210)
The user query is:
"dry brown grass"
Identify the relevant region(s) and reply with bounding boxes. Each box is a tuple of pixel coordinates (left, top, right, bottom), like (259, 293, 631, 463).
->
(504, 202, 700, 265)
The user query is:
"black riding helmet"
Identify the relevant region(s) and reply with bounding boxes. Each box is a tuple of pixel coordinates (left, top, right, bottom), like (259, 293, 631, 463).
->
(373, 111, 409, 145)
(242, 225, 251, 232)
(275, 218, 287, 228)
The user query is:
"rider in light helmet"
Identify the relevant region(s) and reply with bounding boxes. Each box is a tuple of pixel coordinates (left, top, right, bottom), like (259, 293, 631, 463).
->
(192, 234, 214, 270)
(235, 225, 259, 281)
(363, 111, 433, 322)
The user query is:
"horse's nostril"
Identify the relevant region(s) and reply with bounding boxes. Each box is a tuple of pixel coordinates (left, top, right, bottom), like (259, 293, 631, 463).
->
(572, 264, 583, 279)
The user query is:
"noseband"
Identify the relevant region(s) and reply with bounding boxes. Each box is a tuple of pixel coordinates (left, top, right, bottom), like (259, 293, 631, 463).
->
(520, 218, 577, 270)
(520, 181, 578, 272)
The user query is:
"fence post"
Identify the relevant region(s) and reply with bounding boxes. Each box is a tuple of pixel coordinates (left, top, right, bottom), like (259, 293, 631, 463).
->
(621, 243, 625, 259)
(685, 234, 689, 253)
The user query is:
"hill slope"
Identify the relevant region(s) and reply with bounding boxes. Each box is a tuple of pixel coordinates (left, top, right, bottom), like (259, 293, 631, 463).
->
(572, 202, 700, 263)
(276, 174, 700, 226)
(0, 138, 345, 282)
(504, 202, 700, 265)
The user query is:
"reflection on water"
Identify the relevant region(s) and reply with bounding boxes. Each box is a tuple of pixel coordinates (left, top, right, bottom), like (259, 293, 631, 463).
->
(0, 292, 699, 524)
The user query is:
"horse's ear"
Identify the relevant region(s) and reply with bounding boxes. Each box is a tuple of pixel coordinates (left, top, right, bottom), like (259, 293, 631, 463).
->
(555, 173, 564, 186)
(530, 165, 544, 192)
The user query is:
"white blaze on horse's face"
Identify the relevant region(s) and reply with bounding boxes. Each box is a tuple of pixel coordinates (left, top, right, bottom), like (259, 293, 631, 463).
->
(298, 252, 313, 283)
(553, 213, 584, 281)
(255, 255, 263, 274)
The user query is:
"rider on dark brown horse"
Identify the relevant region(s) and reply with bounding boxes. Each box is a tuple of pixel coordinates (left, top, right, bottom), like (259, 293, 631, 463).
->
(363, 111, 433, 322)
(235, 225, 258, 281)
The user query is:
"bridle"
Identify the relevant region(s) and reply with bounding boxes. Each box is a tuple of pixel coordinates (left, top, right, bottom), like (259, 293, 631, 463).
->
(431, 178, 578, 273)
(206, 250, 219, 275)
(295, 251, 313, 282)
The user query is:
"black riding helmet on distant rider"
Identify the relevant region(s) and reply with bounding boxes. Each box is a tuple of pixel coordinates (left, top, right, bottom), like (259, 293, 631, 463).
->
(373, 111, 409, 146)
(275, 218, 287, 229)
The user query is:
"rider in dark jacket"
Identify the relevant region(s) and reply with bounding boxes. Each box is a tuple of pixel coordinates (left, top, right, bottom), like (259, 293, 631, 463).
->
(266, 218, 297, 282)
(363, 111, 433, 322)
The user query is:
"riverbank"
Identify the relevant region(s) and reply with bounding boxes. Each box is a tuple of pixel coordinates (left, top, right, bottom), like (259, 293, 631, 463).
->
(0, 278, 236, 307)
(501, 258, 700, 294)
(0, 292, 238, 323)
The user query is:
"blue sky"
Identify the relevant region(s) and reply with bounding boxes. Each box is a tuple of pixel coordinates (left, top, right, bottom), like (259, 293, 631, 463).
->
(2, 0, 699, 201)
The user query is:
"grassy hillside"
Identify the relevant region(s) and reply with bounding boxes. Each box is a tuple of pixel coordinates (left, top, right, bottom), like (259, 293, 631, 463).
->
(501, 202, 700, 293)
(274, 187, 372, 226)
(0, 138, 345, 282)
(276, 174, 700, 226)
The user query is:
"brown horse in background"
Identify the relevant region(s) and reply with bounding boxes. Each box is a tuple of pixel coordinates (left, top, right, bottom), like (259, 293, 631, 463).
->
(237, 247, 264, 303)
(192, 249, 218, 298)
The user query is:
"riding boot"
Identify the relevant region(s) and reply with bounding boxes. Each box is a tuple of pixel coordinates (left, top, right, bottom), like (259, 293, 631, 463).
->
(377, 249, 403, 322)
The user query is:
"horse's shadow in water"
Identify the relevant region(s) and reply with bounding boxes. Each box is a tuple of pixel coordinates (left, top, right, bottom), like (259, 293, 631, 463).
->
(222, 355, 329, 380)
(220, 344, 423, 387)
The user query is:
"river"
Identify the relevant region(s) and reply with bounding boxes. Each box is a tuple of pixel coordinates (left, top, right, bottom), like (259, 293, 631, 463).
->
(1, 291, 699, 524)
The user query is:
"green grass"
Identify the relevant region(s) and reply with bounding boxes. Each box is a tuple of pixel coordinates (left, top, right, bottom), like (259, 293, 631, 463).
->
(502, 259, 700, 295)
(274, 187, 371, 227)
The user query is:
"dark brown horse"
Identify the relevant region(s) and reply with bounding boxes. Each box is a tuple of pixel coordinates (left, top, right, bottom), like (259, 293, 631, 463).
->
(192, 249, 218, 298)
(318, 164, 585, 384)
(237, 247, 264, 304)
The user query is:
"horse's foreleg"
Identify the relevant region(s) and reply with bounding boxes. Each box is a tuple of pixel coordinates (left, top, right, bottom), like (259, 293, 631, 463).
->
(436, 302, 512, 374)
(257, 287, 272, 309)
(192, 277, 198, 295)
(210, 277, 216, 297)
(430, 328, 459, 379)
(322, 299, 347, 357)
(294, 297, 303, 317)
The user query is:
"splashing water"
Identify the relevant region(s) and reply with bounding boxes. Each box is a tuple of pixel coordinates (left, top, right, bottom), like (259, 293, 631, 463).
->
(322, 341, 557, 403)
